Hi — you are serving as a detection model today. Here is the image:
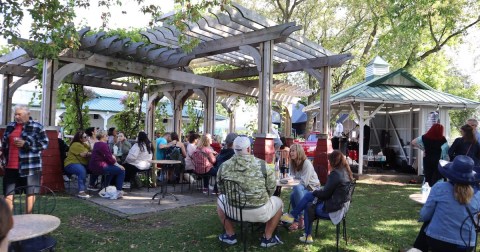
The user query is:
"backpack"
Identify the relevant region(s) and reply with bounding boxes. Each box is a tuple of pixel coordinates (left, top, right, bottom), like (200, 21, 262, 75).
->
(191, 148, 213, 174)
(165, 145, 182, 161)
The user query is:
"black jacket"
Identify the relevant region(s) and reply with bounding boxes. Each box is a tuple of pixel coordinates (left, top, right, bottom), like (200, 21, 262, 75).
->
(312, 168, 351, 212)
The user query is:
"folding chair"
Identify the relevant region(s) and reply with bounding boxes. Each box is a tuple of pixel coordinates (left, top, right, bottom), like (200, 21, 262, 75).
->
(218, 179, 255, 252)
(313, 180, 356, 252)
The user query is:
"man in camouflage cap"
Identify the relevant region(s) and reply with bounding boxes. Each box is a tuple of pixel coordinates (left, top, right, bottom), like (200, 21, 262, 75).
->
(216, 136, 284, 248)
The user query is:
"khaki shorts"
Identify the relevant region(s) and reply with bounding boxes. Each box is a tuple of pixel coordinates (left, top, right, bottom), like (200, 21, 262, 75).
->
(217, 195, 283, 223)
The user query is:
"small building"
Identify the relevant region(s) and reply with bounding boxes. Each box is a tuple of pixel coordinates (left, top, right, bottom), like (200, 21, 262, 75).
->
(304, 56, 480, 174)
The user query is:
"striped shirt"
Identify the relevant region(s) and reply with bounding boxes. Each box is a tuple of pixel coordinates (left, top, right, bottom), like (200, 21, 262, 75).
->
(1, 118, 49, 177)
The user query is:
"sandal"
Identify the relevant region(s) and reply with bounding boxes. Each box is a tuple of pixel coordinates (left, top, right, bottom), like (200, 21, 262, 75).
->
(298, 216, 304, 230)
(288, 222, 300, 231)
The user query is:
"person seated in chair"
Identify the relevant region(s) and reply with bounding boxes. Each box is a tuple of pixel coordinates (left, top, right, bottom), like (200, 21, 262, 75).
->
(88, 131, 125, 199)
(64, 130, 92, 199)
(413, 155, 480, 252)
(281, 150, 354, 243)
(123, 131, 153, 189)
(216, 136, 284, 248)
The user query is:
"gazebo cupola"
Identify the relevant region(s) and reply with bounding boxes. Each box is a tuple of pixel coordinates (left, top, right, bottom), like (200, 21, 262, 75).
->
(365, 56, 390, 81)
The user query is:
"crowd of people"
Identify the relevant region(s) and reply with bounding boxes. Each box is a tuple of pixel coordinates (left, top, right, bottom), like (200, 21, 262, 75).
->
(3, 104, 480, 250)
(409, 118, 480, 252)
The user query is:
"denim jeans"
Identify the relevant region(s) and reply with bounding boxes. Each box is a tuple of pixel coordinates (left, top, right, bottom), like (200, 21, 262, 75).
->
(304, 201, 329, 236)
(290, 191, 329, 235)
(64, 163, 87, 192)
(103, 165, 126, 191)
(203, 166, 218, 189)
(290, 184, 309, 219)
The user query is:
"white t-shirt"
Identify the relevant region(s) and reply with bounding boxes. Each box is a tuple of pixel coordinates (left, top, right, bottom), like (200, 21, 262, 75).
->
(184, 143, 197, 171)
(125, 143, 153, 170)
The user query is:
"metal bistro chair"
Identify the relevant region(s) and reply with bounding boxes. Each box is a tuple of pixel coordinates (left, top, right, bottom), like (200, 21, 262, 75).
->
(219, 179, 258, 252)
(6, 185, 57, 252)
(312, 180, 356, 252)
(460, 208, 480, 251)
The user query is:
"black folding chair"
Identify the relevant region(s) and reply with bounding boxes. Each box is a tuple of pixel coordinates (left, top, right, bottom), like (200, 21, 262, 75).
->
(6, 185, 57, 252)
(219, 179, 259, 252)
(312, 180, 356, 252)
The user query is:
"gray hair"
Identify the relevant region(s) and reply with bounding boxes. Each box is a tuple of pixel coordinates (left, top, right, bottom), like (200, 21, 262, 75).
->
(96, 130, 108, 140)
(13, 104, 30, 114)
(467, 118, 478, 127)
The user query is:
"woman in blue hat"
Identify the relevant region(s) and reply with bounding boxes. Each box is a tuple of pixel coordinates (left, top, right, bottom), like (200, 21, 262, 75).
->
(413, 155, 480, 252)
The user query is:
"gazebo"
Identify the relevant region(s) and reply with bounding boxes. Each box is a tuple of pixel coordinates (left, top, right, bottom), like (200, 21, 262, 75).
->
(0, 3, 352, 189)
(304, 56, 480, 175)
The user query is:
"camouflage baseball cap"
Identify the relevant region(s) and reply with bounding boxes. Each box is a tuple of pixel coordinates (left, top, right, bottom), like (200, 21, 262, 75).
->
(233, 136, 250, 151)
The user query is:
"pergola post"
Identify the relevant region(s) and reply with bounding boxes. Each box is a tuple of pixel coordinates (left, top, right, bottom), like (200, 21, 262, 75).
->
(146, 92, 162, 140)
(205, 87, 216, 135)
(247, 41, 275, 163)
(282, 104, 295, 147)
(307, 67, 333, 184)
(221, 95, 237, 134)
(358, 102, 365, 174)
(1, 74, 13, 125)
(40, 59, 58, 126)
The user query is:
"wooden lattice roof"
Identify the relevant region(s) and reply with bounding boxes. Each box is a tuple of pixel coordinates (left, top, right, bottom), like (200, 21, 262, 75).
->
(0, 3, 351, 101)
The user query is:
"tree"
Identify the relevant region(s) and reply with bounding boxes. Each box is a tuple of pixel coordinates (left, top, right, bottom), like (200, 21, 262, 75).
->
(0, 0, 230, 58)
(183, 100, 203, 133)
(57, 83, 95, 135)
(113, 92, 145, 139)
(155, 100, 169, 135)
(239, 0, 479, 136)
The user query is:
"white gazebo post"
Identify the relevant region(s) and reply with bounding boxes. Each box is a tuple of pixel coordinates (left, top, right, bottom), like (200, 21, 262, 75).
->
(358, 102, 365, 174)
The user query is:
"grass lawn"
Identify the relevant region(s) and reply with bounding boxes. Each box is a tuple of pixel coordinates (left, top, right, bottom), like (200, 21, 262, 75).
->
(45, 181, 424, 251)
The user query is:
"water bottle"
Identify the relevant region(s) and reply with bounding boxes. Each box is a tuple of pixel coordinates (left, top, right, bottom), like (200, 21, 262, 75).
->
(421, 182, 430, 201)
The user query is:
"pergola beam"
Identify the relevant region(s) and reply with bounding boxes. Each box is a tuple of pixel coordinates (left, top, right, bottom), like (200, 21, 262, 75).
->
(203, 53, 353, 80)
(58, 50, 258, 96)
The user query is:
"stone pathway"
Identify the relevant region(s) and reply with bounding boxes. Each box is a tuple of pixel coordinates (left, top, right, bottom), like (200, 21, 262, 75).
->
(65, 180, 216, 219)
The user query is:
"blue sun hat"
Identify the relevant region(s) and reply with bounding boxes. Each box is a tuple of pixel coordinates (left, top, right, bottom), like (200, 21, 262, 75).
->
(438, 155, 480, 184)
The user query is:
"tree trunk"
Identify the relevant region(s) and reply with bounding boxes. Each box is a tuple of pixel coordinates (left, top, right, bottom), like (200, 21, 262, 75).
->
(73, 85, 84, 130)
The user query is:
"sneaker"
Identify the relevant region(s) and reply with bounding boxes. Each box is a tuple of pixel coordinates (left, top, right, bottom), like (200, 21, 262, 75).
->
(123, 182, 131, 189)
(77, 192, 91, 199)
(280, 213, 295, 224)
(87, 185, 98, 191)
(299, 234, 313, 244)
(117, 190, 124, 199)
(260, 235, 283, 248)
(202, 188, 209, 194)
(63, 175, 71, 182)
(218, 233, 237, 245)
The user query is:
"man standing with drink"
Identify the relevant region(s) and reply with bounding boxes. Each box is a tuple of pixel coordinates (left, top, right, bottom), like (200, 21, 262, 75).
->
(1, 105, 49, 212)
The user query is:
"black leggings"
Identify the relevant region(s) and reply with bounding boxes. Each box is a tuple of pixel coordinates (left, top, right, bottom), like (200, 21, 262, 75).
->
(123, 163, 141, 182)
(427, 236, 473, 252)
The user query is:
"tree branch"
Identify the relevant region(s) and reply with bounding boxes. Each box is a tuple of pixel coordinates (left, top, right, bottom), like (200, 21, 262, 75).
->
(417, 15, 480, 63)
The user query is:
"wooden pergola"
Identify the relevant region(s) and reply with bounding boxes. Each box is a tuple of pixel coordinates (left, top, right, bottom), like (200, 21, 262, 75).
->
(0, 3, 352, 163)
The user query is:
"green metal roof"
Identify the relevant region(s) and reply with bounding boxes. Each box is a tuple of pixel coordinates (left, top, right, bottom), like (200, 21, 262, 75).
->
(304, 68, 480, 112)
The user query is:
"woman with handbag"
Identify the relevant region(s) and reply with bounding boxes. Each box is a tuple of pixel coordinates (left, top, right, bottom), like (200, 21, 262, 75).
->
(283, 143, 320, 231)
(411, 123, 449, 186)
(280, 150, 353, 243)
(88, 131, 125, 199)
(413, 155, 480, 252)
(64, 131, 92, 199)
(449, 124, 480, 166)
